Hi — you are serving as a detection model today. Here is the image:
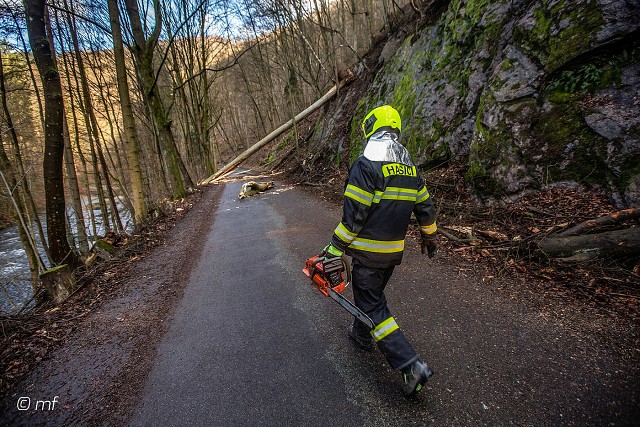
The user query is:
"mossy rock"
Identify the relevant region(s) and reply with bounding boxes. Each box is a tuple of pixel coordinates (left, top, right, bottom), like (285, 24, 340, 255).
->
(303, 0, 639, 206)
(92, 239, 117, 260)
(95, 239, 117, 253)
(512, 0, 605, 72)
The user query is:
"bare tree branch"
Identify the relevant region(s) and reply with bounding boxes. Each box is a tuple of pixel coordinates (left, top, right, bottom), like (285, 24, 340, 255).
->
(45, 0, 112, 34)
(174, 40, 258, 91)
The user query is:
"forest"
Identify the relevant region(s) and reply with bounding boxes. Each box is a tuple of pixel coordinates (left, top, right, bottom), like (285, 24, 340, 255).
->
(1, 0, 639, 313)
(0, 1, 638, 422)
(1, 0, 400, 308)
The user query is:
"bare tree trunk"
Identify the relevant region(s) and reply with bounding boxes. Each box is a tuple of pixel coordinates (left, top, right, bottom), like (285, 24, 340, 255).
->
(90, 60, 136, 224)
(60, 45, 97, 243)
(4, 2, 45, 125)
(164, 20, 200, 179)
(52, 7, 112, 237)
(123, 0, 193, 199)
(107, 0, 148, 227)
(62, 114, 89, 255)
(240, 0, 277, 130)
(237, 60, 268, 137)
(43, 22, 90, 256)
(0, 168, 42, 286)
(0, 93, 44, 287)
(381, 0, 390, 31)
(539, 228, 640, 261)
(559, 209, 640, 237)
(537, 209, 640, 260)
(95, 136, 124, 232)
(62, 1, 123, 233)
(199, 11, 216, 175)
(24, 0, 78, 267)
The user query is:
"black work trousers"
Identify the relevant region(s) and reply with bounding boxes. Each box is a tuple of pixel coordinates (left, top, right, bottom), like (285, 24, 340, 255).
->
(350, 259, 418, 371)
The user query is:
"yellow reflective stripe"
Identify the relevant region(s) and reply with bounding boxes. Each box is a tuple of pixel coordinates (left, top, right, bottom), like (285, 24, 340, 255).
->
(381, 187, 418, 202)
(370, 317, 399, 342)
(421, 222, 437, 235)
(334, 222, 356, 243)
(370, 187, 420, 203)
(350, 237, 404, 253)
(416, 186, 430, 203)
(345, 184, 373, 206)
(373, 190, 383, 204)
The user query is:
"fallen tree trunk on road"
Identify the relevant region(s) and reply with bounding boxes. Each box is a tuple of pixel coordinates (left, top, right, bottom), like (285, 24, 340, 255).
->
(200, 84, 339, 185)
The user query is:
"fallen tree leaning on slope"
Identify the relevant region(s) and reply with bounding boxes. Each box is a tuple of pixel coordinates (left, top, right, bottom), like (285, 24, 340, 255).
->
(200, 84, 338, 185)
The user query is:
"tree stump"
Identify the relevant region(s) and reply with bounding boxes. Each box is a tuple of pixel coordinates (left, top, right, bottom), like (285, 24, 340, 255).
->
(40, 264, 76, 304)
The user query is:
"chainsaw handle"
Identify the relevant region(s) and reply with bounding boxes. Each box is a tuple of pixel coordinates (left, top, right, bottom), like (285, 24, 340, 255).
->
(311, 254, 352, 288)
(341, 255, 352, 288)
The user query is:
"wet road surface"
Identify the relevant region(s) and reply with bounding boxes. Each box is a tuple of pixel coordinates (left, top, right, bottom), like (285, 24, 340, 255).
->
(130, 181, 365, 425)
(131, 181, 639, 426)
(3, 180, 637, 426)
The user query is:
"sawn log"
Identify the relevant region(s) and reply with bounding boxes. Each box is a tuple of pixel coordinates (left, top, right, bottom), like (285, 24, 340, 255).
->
(538, 227, 640, 261)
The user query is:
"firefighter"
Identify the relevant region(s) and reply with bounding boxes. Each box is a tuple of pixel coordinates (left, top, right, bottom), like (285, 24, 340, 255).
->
(323, 105, 437, 397)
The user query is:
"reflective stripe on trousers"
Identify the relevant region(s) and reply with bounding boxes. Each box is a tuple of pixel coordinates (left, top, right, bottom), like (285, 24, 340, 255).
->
(371, 317, 399, 342)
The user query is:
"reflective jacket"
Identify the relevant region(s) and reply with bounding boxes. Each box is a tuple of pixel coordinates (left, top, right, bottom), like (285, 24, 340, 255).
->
(331, 131, 437, 268)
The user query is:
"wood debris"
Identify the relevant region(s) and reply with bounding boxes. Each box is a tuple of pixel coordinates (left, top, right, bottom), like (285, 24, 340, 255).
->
(238, 181, 275, 199)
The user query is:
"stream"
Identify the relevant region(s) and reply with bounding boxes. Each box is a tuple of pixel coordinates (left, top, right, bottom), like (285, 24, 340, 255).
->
(0, 198, 131, 313)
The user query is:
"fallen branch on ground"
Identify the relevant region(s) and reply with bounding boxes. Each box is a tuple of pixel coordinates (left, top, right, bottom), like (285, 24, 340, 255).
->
(559, 208, 640, 237)
(438, 229, 481, 244)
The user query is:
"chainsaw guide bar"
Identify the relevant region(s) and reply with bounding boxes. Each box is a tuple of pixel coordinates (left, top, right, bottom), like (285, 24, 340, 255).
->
(327, 287, 374, 329)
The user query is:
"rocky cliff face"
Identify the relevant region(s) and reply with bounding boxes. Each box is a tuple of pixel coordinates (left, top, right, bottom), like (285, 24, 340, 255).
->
(317, 0, 640, 207)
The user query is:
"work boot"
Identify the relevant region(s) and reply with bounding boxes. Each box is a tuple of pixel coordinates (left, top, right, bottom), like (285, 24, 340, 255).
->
(347, 324, 373, 350)
(402, 360, 433, 396)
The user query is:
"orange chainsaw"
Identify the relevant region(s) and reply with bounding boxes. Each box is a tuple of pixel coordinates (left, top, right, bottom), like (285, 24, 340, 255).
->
(303, 254, 374, 329)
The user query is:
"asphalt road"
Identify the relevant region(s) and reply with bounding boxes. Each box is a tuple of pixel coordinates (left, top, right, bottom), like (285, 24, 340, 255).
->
(130, 180, 365, 425)
(4, 178, 636, 426)
(130, 180, 639, 426)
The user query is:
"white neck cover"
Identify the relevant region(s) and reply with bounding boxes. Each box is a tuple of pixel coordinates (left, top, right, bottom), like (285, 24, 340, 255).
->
(362, 131, 414, 166)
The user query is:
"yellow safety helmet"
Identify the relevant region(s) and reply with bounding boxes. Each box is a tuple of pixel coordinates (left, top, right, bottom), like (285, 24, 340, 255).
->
(361, 105, 401, 139)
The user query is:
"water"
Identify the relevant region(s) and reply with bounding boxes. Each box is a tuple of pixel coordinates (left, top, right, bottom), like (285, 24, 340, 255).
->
(0, 197, 131, 313)
(0, 231, 33, 312)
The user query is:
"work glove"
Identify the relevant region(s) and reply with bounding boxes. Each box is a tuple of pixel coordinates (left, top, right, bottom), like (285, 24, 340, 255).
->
(322, 243, 343, 259)
(421, 233, 437, 258)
